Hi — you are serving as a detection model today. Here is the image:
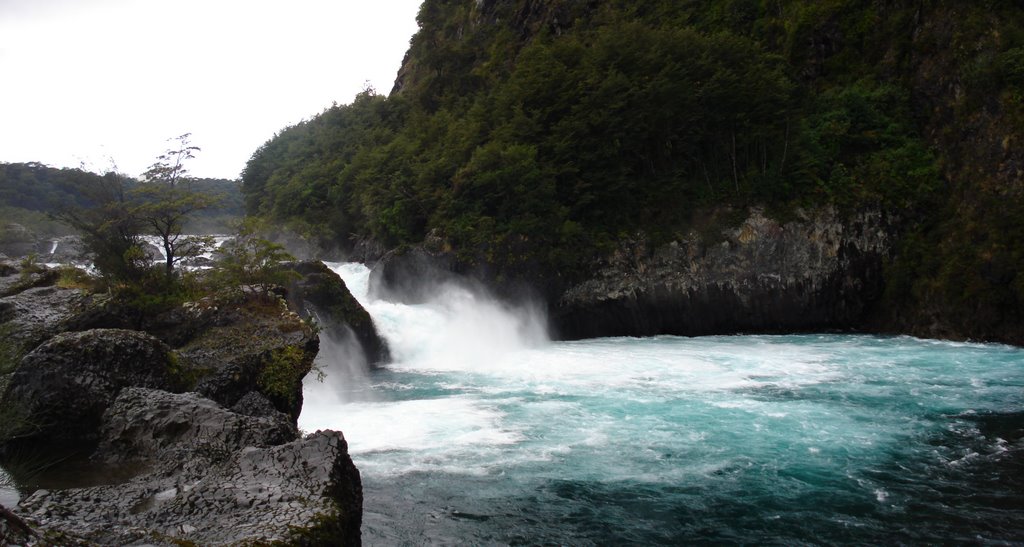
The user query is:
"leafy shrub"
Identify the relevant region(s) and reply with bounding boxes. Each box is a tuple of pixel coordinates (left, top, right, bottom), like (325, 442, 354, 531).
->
(209, 222, 299, 299)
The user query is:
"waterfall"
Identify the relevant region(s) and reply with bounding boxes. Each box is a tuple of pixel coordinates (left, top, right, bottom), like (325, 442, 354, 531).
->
(299, 261, 548, 431)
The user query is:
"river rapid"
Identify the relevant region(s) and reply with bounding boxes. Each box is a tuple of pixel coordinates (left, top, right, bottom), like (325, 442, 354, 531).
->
(300, 263, 1024, 545)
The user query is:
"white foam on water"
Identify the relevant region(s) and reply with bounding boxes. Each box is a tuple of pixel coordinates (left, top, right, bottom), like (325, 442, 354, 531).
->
(302, 326, 376, 408)
(0, 467, 18, 507)
(299, 262, 553, 474)
(303, 263, 867, 479)
(321, 264, 839, 401)
(298, 260, 1024, 543)
(303, 395, 524, 477)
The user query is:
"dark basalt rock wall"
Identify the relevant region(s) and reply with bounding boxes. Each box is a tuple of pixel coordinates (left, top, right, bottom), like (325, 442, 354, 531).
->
(552, 207, 893, 339)
(368, 247, 459, 305)
(366, 207, 895, 342)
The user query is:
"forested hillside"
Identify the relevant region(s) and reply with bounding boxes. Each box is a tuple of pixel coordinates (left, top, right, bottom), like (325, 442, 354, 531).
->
(242, 0, 1024, 343)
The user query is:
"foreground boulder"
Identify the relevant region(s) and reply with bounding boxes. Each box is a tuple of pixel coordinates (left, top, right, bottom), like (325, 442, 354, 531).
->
(0, 283, 91, 380)
(0, 279, 322, 428)
(0, 281, 364, 543)
(95, 387, 297, 463)
(16, 388, 361, 546)
(0, 329, 186, 450)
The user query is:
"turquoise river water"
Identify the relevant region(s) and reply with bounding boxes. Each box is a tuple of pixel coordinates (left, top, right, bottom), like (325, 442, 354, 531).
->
(299, 263, 1024, 545)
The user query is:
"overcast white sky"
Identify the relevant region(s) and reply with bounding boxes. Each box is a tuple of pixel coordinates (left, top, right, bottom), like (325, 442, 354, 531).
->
(0, 0, 422, 179)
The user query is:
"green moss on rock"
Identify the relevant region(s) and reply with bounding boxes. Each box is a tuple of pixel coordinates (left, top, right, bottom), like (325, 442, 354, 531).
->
(258, 345, 310, 407)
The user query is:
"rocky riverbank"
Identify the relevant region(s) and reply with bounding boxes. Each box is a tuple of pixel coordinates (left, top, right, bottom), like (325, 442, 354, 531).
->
(553, 206, 895, 339)
(365, 206, 899, 341)
(0, 259, 385, 545)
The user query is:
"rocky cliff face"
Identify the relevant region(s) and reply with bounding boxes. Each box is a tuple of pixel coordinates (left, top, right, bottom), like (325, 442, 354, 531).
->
(172, 295, 319, 422)
(0, 224, 40, 260)
(553, 207, 894, 339)
(368, 246, 459, 304)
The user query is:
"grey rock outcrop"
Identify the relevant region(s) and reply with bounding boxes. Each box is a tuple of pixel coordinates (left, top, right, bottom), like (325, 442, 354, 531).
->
(17, 388, 361, 546)
(0, 285, 91, 377)
(0, 504, 41, 546)
(0, 267, 60, 299)
(95, 387, 296, 463)
(553, 207, 894, 339)
(0, 329, 185, 449)
(347, 236, 389, 266)
(43, 236, 88, 264)
(0, 275, 364, 543)
(174, 296, 319, 421)
(287, 260, 389, 364)
(231, 390, 284, 418)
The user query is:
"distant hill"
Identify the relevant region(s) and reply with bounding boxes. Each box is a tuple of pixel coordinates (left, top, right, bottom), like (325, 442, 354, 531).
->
(0, 162, 243, 237)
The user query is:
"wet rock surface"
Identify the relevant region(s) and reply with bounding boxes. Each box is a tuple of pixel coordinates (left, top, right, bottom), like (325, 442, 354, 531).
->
(287, 260, 389, 364)
(0, 265, 364, 544)
(19, 390, 361, 545)
(43, 236, 87, 265)
(175, 296, 319, 421)
(1, 329, 185, 449)
(0, 268, 60, 299)
(0, 284, 93, 379)
(553, 207, 895, 339)
(95, 388, 297, 463)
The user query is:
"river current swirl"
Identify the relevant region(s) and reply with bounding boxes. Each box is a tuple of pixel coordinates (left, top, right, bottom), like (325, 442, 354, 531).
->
(300, 263, 1024, 545)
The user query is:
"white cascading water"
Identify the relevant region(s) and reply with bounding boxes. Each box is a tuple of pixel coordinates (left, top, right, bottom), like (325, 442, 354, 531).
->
(300, 263, 547, 463)
(298, 262, 1024, 545)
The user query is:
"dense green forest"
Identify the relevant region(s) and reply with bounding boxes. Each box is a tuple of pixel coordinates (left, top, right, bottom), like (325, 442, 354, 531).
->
(0, 162, 243, 236)
(243, 0, 1024, 340)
